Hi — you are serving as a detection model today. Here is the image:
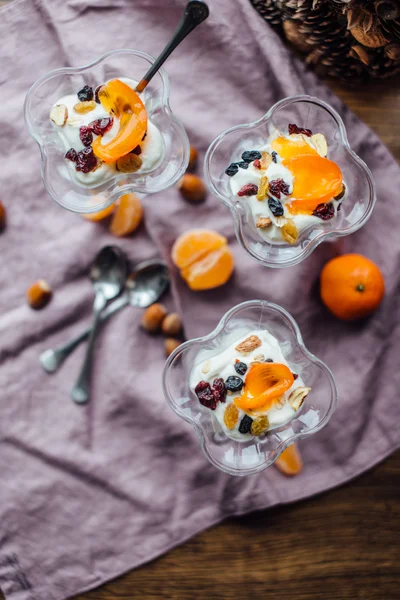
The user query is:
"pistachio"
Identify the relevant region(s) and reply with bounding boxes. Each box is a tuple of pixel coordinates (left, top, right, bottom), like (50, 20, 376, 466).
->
(50, 104, 68, 126)
(288, 386, 311, 411)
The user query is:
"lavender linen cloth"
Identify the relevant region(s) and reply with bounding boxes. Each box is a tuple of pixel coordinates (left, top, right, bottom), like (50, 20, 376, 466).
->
(0, 0, 399, 598)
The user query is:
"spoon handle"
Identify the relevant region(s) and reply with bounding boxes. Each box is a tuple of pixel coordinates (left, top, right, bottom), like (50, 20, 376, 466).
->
(39, 295, 129, 374)
(135, 0, 209, 93)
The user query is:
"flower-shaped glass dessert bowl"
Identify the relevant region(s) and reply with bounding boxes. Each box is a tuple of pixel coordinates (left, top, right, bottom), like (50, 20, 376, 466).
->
(204, 95, 376, 268)
(24, 49, 190, 213)
(163, 300, 337, 477)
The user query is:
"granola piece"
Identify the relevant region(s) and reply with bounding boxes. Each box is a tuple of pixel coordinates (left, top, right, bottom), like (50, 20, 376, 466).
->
(235, 335, 262, 354)
(256, 217, 272, 229)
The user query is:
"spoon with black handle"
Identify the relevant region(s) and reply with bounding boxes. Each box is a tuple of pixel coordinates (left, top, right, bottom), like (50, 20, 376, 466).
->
(135, 0, 210, 93)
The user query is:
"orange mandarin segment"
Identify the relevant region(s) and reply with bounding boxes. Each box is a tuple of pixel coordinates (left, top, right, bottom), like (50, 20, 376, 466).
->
(82, 202, 115, 221)
(109, 193, 143, 237)
(181, 245, 234, 291)
(284, 154, 343, 214)
(275, 443, 303, 476)
(92, 79, 147, 163)
(171, 229, 227, 270)
(234, 363, 294, 411)
(270, 135, 318, 160)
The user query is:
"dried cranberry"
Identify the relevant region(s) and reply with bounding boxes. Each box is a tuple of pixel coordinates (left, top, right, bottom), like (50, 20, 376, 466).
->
(313, 202, 335, 220)
(293, 373, 299, 380)
(65, 148, 78, 162)
(238, 183, 258, 197)
(288, 123, 312, 137)
(194, 381, 217, 410)
(79, 126, 93, 147)
(89, 117, 114, 136)
(131, 145, 142, 155)
(241, 150, 262, 163)
(271, 151, 278, 163)
(268, 196, 284, 217)
(234, 361, 248, 376)
(94, 85, 104, 104)
(238, 415, 253, 434)
(269, 178, 290, 199)
(75, 147, 97, 173)
(77, 85, 94, 102)
(253, 159, 261, 169)
(225, 163, 239, 177)
(212, 378, 226, 403)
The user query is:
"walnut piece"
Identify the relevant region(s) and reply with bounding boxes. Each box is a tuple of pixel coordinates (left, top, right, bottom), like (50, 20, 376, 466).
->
(235, 335, 262, 353)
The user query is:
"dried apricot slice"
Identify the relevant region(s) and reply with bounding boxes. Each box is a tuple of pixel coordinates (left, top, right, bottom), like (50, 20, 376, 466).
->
(109, 193, 143, 237)
(234, 363, 294, 411)
(271, 135, 318, 160)
(275, 443, 303, 476)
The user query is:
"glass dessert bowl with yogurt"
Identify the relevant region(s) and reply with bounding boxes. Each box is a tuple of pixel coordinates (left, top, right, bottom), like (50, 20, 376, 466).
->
(25, 49, 190, 213)
(163, 300, 337, 476)
(204, 95, 376, 268)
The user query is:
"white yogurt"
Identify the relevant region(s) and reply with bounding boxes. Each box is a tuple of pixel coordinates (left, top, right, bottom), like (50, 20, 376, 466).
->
(51, 78, 164, 187)
(190, 329, 308, 442)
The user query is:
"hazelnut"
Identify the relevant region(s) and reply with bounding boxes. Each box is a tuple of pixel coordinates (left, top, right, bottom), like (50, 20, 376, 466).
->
(161, 313, 182, 337)
(178, 174, 206, 203)
(26, 279, 52, 310)
(141, 303, 168, 333)
(165, 338, 181, 357)
(0, 201, 6, 232)
(187, 145, 198, 171)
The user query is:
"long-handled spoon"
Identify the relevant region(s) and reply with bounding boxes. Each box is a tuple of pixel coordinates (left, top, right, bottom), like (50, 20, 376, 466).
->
(71, 246, 128, 404)
(135, 0, 210, 93)
(40, 259, 169, 374)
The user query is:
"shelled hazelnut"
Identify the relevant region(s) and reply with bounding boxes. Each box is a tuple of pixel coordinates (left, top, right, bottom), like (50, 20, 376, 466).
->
(161, 313, 182, 337)
(165, 338, 182, 357)
(178, 173, 206, 203)
(141, 303, 168, 333)
(26, 280, 52, 310)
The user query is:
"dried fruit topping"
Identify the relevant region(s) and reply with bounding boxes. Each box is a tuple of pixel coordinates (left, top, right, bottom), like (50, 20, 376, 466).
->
(235, 335, 262, 353)
(271, 151, 278, 163)
(250, 415, 269, 436)
(312, 202, 335, 220)
(260, 151, 272, 170)
(224, 403, 239, 429)
(334, 183, 346, 200)
(234, 363, 294, 412)
(310, 133, 328, 157)
(224, 375, 244, 393)
(26, 279, 52, 310)
(268, 196, 284, 217)
(74, 101, 97, 114)
(89, 117, 114, 136)
(237, 161, 249, 170)
(268, 178, 290, 199)
(292, 373, 299, 380)
(265, 358, 273, 363)
(256, 176, 269, 201)
(238, 183, 258, 197)
(116, 153, 143, 173)
(288, 123, 312, 137)
(75, 147, 98, 173)
(238, 415, 253, 434)
(141, 303, 168, 333)
(288, 386, 311, 411)
(77, 85, 94, 102)
(234, 361, 248, 376)
(0, 201, 6, 232)
(65, 148, 78, 162)
(94, 85, 105, 104)
(131, 145, 142, 155)
(241, 150, 262, 163)
(256, 217, 272, 229)
(212, 378, 227, 402)
(50, 104, 68, 126)
(281, 220, 299, 245)
(253, 159, 261, 169)
(225, 163, 239, 177)
(79, 126, 93, 147)
(195, 381, 217, 410)
(178, 174, 206, 203)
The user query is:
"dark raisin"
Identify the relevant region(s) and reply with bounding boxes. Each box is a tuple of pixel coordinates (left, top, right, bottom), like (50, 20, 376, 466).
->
(268, 196, 284, 217)
(293, 373, 299, 380)
(241, 150, 262, 163)
(75, 147, 97, 173)
(288, 123, 312, 137)
(79, 126, 93, 147)
(89, 117, 114, 136)
(225, 375, 244, 392)
(265, 358, 273, 363)
(225, 163, 239, 177)
(77, 85, 94, 102)
(194, 381, 217, 410)
(253, 159, 261, 169)
(239, 415, 253, 434)
(131, 145, 142, 155)
(65, 148, 78, 162)
(271, 151, 278, 163)
(94, 85, 104, 104)
(212, 378, 227, 403)
(238, 183, 258, 197)
(334, 184, 346, 200)
(237, 161, 249, 170)
(312, 202, 335, 220)
(234, 362, 248, 376)
(269, 178, 290, 199)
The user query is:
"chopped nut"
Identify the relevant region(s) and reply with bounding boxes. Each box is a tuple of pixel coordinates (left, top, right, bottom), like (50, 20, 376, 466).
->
(26, 279, 52, 310)
(281, 220, 298, 245)
(50, 104, 68, 126)
(310, 133, 328, 157)
(187, 145, 198, 171)
(235, 335, 262, 354)
(141, 303, 168, 333)
(165, 338, 181, 357)
(73, 101, 97, 114)
(178, 173, 206, 203)
(274, 395, 285, 410)
(253, 354, 265, 362)
(0, 201, 6, 232)
(260, 151, 272, 170)
(116, 153, 143, 173)
(256, 175, 269, 201)
(256, 217, 272, 229)
(66, 116, 84, 127)
(289, 386, 311, 411)
(161, 313, 182, 337)
(201, 360, 211, 374)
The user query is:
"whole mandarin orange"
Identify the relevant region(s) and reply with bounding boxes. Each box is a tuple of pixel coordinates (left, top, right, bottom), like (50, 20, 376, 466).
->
(320, 253, 385, 321)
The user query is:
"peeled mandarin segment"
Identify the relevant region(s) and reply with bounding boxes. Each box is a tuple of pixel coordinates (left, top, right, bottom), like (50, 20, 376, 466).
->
(92, 79, 147, 163)
(181, 245, 234, 290)
(171, 229, 227, 270)
(82, 203, 115, 222)
(234, 363, 294, 411)
(109, 193, 143, 237)
(275, 443, 303, 476)
(270, 136, 318, 160)
(284, 155, 343, 214)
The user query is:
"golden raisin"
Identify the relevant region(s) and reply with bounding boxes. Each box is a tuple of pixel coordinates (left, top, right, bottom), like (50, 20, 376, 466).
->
(256, 176, 269, 201)
(116, 153, 143, 173)
(224, 403, 239, 429)
(250, 415, 270, 436)
(281, 220, 298, 245)
(73, 101, 96, 114)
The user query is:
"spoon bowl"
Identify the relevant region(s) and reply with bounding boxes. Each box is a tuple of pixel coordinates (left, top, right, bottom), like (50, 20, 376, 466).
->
(127, 259, 170, 307)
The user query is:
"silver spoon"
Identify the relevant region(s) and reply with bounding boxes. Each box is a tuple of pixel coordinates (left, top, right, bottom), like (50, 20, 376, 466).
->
(71, 246, 128, 404)
(40, 259, 169, 374)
